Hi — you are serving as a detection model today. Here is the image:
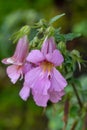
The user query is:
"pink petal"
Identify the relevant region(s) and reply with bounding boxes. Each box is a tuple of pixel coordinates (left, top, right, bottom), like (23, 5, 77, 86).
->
(24, 67, 42, 87)
(50, 68, 67, 92)
(2, 36, 28, 65)
(33, 94, 49, 107)
(19, 86, 30, 101)
(22, 62, 33, 74)
(25, 66, 50, 107)
(46, 49, 64, 66)
(32, 71, 50, 107)
(49, 90, 65, 103)
(13, 36, 28, 63)
(26, 50, 45, 65)
(32, 71, 51, 95)
(41, 37, 56, 55)
(2, 57, 23, 65)
(6, 65, 22, 84)
(2, 58, 12, 65)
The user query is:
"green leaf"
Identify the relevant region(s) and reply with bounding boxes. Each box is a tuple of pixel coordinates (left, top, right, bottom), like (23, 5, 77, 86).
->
(64, 33, 81, 41)
(55, 33, 81, 42)
(49, 13, 65, 24)
(65, 71, 73, 80)
(28, 28, 38, 41)
(70, 105, 79, 117)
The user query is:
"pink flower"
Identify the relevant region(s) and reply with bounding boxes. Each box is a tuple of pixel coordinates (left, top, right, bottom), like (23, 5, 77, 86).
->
(19, 37, 67, 107)
(2, 36, 31, 84)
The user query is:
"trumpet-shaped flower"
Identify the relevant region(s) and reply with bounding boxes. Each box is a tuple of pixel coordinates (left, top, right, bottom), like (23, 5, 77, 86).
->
(19, 37, 67, 107)
(2, 36, 31, 83)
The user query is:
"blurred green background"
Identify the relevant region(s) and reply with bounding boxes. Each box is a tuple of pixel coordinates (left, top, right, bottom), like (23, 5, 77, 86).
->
(0, 0, 87, 130)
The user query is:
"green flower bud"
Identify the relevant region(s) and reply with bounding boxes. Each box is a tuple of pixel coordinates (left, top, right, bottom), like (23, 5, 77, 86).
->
(46, 26, 55, 37)
(71, 50, 80, 58)
(57, 41, 66, 53)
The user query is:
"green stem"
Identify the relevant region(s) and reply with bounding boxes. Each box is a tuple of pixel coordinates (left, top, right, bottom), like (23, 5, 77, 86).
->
(72, 83, 83, 109)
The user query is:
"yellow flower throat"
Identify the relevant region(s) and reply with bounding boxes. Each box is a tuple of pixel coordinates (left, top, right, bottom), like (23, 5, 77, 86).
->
(41, 61, 54, 72)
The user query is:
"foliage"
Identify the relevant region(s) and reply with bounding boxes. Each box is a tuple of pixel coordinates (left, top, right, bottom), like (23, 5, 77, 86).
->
(46, 75, 87, 130)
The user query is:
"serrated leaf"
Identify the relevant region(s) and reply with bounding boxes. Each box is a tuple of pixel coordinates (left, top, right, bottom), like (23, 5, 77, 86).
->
(49, 13, 65, 24)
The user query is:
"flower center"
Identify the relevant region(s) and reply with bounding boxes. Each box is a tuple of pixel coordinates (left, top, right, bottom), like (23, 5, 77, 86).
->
(16, 65, 22, 71)
(41, 61, 54, 72)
